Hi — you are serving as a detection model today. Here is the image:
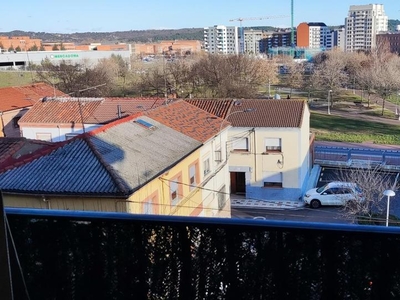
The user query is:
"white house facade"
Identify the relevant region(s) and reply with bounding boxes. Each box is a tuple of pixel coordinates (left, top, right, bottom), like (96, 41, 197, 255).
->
(226, 100, 311, 201)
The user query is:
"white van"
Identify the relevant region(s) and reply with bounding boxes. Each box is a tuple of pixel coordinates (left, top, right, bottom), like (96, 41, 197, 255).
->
(303, 181, 363, 209)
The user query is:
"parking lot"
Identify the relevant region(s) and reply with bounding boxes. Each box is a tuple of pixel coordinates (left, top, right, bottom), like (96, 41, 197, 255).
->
(316, 166, 400, 218)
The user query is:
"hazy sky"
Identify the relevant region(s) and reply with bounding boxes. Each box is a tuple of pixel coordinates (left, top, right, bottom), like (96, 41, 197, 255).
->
(1, 0, 398, 33)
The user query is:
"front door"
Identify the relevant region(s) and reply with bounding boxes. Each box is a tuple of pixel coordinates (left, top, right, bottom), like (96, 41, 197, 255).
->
(230, 172, 246, 195)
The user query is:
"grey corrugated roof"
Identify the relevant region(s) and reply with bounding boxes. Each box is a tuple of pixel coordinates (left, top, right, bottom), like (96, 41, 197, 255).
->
(90, 116, 201, 192)
(0, 116, 201, 196)
(0, 139, 122, 195)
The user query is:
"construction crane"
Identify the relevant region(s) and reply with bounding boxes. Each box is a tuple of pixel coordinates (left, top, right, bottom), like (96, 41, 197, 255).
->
(229, 15, 290, 53)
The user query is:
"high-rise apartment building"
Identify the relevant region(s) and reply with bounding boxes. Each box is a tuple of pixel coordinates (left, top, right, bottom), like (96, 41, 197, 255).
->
(261, 30, 295, 52)
(345, 4, 388, 52)
(331, 26, 346, 51)
(203, 25, 239, 54)
(296, 22, 332, 49)
(244, 29, 263, 54)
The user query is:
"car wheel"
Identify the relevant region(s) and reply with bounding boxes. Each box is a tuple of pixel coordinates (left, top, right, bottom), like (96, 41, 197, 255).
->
(310, 199, 321, 209)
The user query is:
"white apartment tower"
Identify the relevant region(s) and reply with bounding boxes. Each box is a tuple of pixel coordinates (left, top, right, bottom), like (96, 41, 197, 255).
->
(345, 4, 388, 52)
(204, 25, 239, 54)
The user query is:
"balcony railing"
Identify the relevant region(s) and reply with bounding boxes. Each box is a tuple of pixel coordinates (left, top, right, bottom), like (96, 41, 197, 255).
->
(4, 208, 400, 299)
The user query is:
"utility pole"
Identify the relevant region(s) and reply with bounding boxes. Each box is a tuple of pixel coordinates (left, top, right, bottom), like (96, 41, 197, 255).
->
(0, 193, 13, 299)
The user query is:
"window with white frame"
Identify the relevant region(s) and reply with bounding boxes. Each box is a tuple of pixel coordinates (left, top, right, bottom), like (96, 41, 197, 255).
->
(143, 197, 157, 215)
(203, 158, 211, 176)
(232, 137, 249, 152)
(189, 163, 198, 190)
(263, 172, 283, 188)
(65, 133, 79, 140)
(36, 133, 52, 142)
(265, 138, 281, 152)
(170, 177, 182, 205)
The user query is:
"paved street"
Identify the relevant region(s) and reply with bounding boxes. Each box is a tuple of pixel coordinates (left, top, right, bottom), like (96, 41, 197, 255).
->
(232, 206, 354, 224)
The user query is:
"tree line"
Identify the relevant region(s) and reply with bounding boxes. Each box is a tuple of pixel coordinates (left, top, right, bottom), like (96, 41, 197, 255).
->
(33, 43, 400, 109)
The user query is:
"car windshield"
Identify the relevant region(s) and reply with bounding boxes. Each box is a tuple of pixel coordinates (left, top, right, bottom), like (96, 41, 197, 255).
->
(316, 184, 328, 193)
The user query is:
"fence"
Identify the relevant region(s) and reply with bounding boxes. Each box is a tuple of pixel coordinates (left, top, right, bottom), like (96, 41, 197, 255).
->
(4, 208, 400, 300)
(314, 145, 400, 170)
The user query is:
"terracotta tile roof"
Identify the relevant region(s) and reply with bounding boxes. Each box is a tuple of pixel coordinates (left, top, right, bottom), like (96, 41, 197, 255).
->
(0, 82, 66, 112)
(85, 97, 166, 124)
(184, 98, 234, 119)
(18, 97, 104, 124)
(145, 100, 229, 143)
(227, 99, 306, 128)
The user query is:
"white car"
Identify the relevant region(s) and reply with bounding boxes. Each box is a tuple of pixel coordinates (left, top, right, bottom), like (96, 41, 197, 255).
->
(303, 181, 363, 209)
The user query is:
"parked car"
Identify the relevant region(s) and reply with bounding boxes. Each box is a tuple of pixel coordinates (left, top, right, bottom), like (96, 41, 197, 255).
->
(303, 181, 363, 209)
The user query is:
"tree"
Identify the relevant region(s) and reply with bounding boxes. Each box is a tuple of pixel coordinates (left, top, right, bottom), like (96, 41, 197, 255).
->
(334, 165, 398, 223)
(369, 45, 400, 115)
(191, 54, 277, 98)
(280, 57, 305, 96)
(29, 44, 39, 51)
(356, 57, 376, 107)
(36, 60, 113, 96)
(52, 44, 59, 51)
(311, 50, 348, 106)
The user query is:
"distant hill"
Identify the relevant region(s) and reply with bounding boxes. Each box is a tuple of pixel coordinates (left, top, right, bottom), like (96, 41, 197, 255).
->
(2, 20, 399, 45)
(0, 28, 205, 44)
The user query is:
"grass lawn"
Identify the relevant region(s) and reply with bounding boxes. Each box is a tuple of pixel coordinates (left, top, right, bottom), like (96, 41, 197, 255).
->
(0, 71, 37, 88)
(311, 112, 400, 145)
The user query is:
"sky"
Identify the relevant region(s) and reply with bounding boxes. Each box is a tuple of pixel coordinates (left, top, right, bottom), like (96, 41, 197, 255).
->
(1, 0, 398, 33)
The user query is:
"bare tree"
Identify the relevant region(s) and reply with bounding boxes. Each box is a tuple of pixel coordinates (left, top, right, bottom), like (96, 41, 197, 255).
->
(311, 50, 348, 106)
(333, 165, 398, 223)
(36, 59, 113, 96)
(356, 57, 376, 107)
(370, 48, 400, 115)
(282, 59, 305, 96)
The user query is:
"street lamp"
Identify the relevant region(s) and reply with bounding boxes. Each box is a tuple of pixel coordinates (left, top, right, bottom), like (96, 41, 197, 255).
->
(162, 44, 173, 101)
(383, 190, 395, 227)
(327, 90, 332, 115)
(219, 108, 256, 160)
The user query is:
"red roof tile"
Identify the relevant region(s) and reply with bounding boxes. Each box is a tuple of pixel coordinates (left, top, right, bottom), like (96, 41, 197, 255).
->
(0, 82, 65, 112)
(18, 97, 104, 124)
(145, 100, 229, 143)
(86, 97, 166, 124)
(185, 98, 233, 119)
(227, 99, 306, 128)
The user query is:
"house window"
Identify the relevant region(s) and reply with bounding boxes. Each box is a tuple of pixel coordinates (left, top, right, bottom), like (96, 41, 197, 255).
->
(65, 133, 79, 140)
(203, 158, 211, 176)
(218, 185, 226, 210)
(36, 133, 52, 142)
(265, 138, 281, 152)
(215, 142, 222, 162)
(263, 172, 283, 188)
(143, 199, 155, 215)
(170, 176, 182, 205)
(143, 192, 159, 215)
(189, 162, 199, 191)
(232, 137, 249, 151)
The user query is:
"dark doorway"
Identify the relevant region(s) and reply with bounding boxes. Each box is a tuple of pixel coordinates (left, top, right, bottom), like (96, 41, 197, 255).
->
(230, 172, 246, 195)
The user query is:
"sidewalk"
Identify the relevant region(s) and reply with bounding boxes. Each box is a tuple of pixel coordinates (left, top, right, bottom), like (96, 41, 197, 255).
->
(231, 197, 305, 210)
(310, 90, 400, 127)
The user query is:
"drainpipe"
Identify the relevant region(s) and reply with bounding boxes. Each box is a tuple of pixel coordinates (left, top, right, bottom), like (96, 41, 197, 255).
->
(117, 105, 122, 119)
(253, 128, 256, 182)
(0, 112, 4, 137)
